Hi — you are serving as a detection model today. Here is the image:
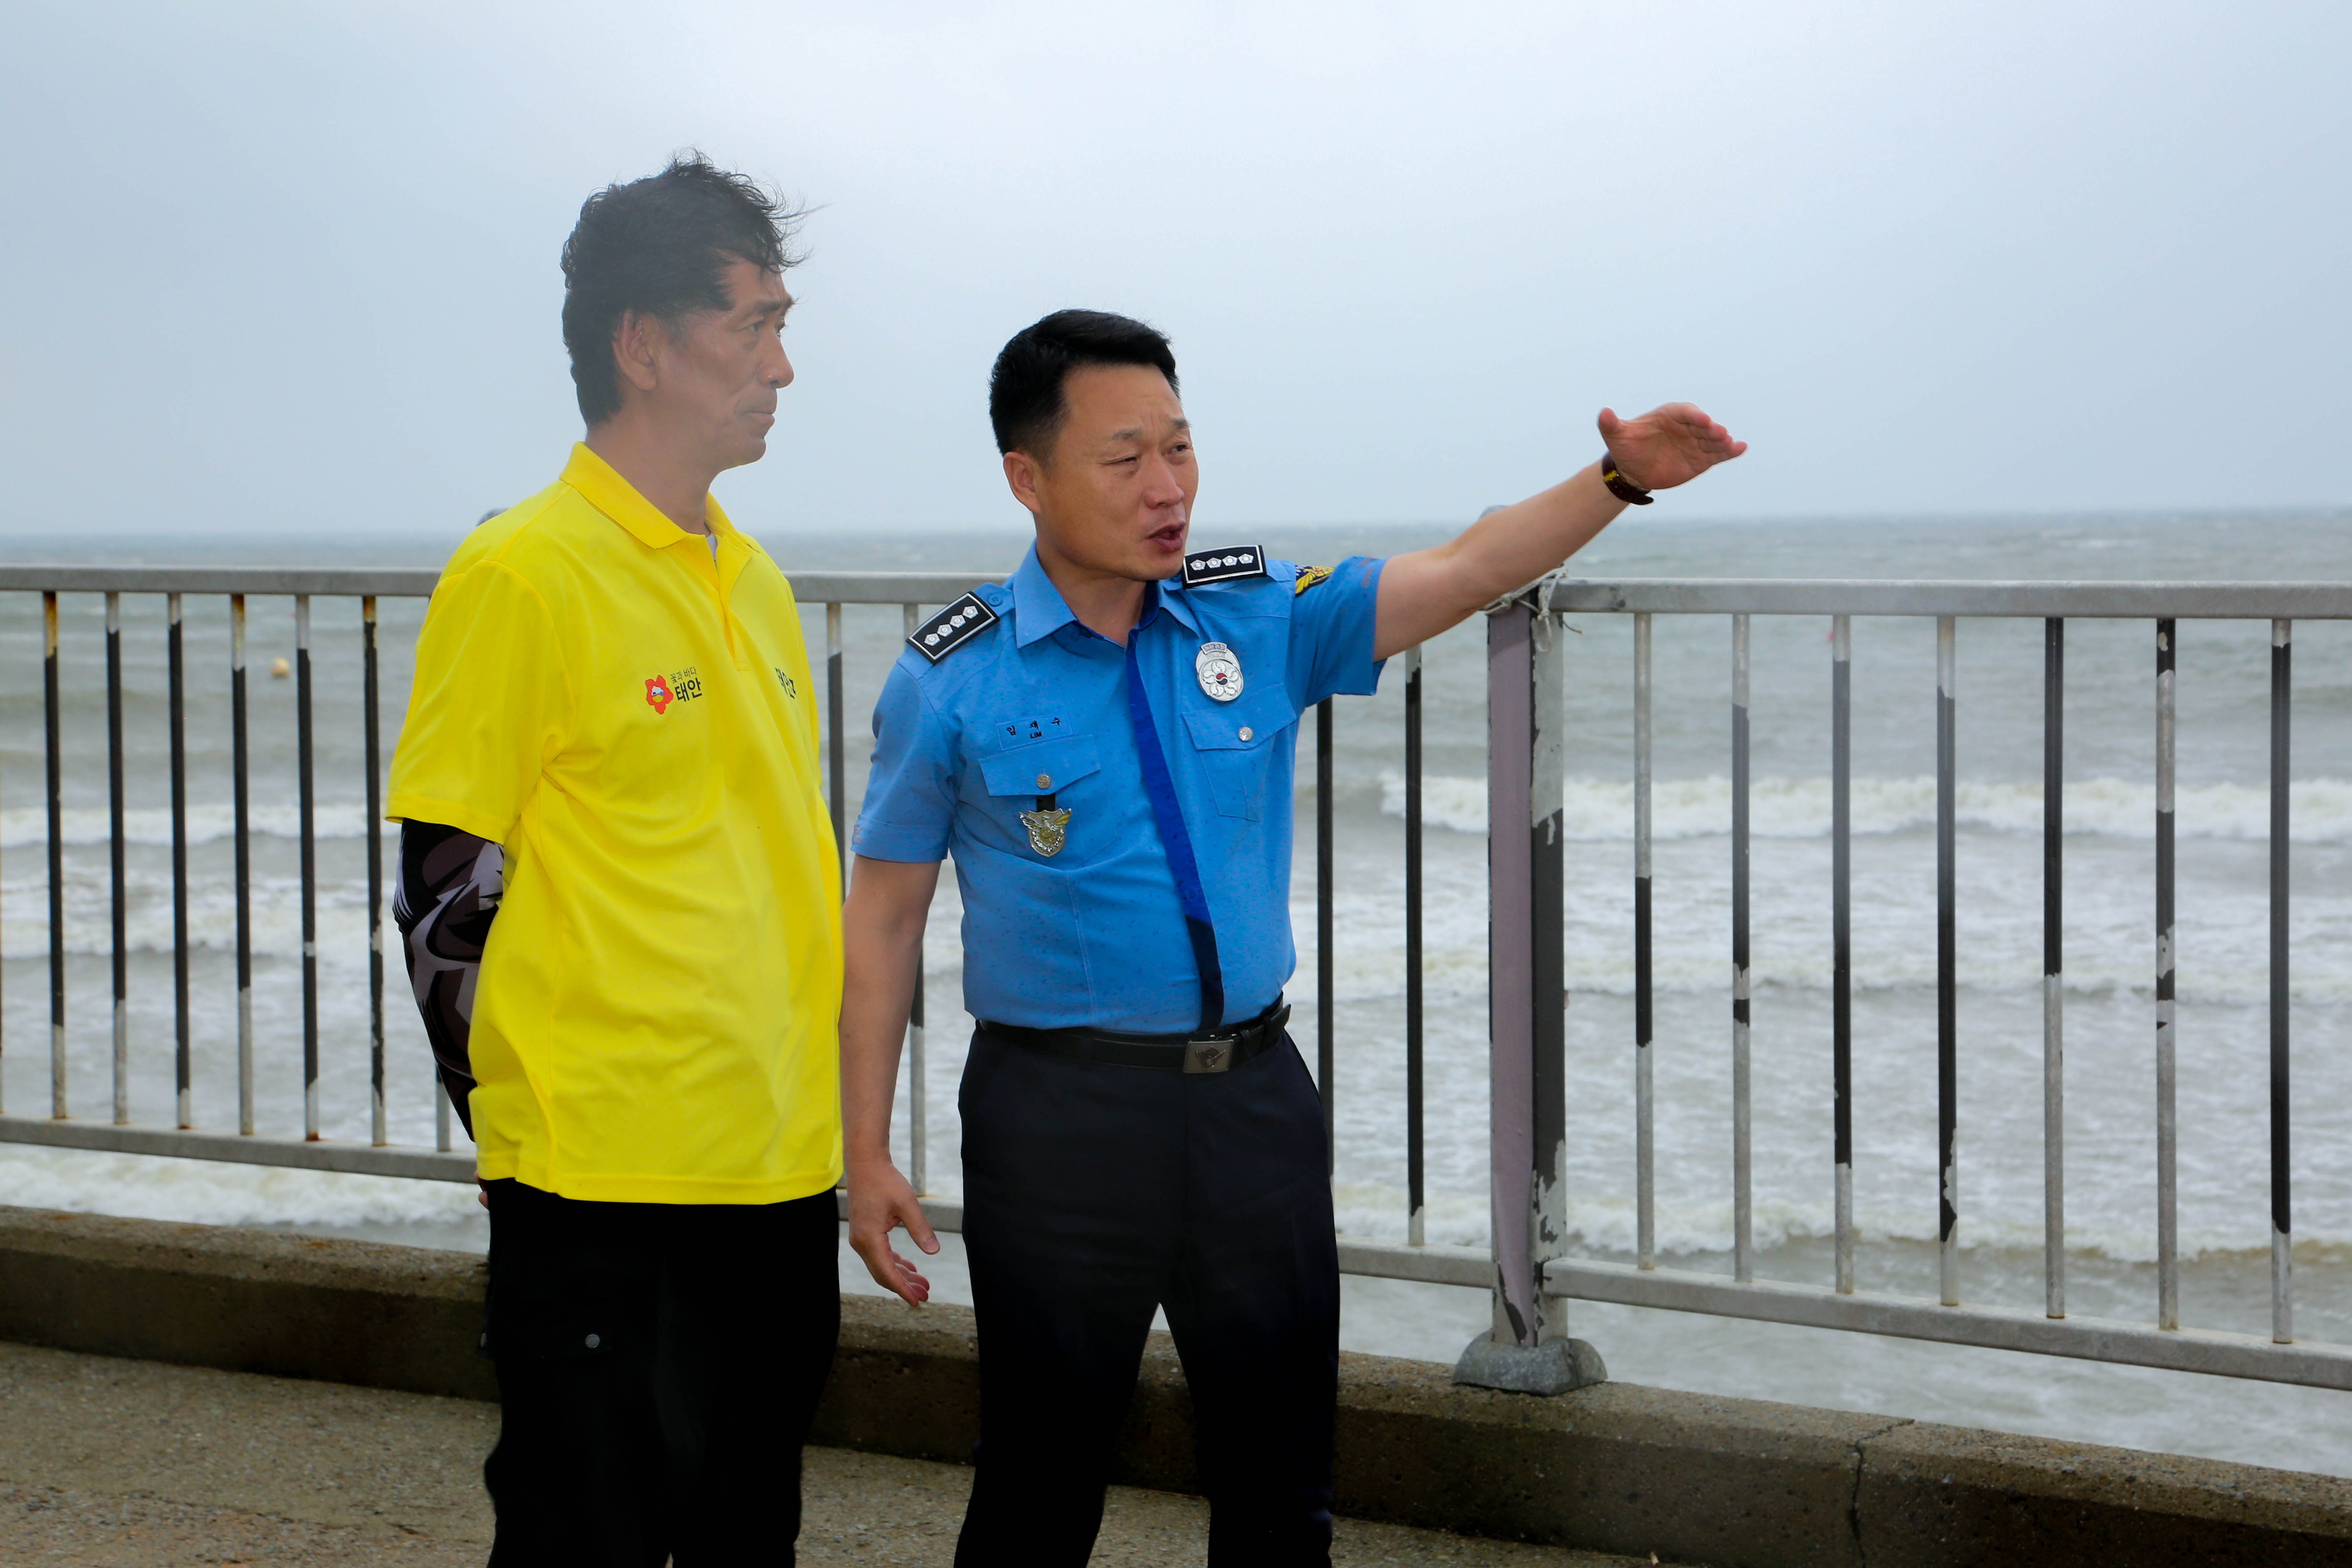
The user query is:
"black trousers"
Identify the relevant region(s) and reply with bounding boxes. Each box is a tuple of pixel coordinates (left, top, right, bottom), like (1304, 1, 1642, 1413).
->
(954, 1029, 1340, 1568)
(480, 1180, 840, 1567)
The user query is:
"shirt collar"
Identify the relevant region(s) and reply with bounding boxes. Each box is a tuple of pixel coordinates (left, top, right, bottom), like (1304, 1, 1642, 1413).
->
(1009, 545, 1076, 647)
(1009, 544, 1199, 647)
(560, 443, 737, 551)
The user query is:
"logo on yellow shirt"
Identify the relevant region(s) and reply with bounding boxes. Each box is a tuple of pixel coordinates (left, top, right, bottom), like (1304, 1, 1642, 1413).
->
(646, 667, 705, 714)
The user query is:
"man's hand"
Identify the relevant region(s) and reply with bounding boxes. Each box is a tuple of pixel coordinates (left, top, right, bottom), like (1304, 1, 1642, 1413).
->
(1597, 403, 1746, 492)
(847, 1156, 939, 1306)
(1373, 401, 1745, 657)
(841, 854, 946, 1308)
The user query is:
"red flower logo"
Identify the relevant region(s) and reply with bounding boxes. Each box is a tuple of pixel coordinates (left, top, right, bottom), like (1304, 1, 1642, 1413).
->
(645, 676, 673, 714)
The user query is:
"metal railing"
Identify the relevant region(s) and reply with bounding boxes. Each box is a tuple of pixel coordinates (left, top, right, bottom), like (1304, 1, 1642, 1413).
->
(0, 566, 451, 1180)
(1501, 577, 2352, 1391)
(0, 566, 2344, 1392)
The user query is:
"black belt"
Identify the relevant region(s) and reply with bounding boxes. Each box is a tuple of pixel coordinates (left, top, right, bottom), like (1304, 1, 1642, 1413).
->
(978, 1000, 1291, 1075)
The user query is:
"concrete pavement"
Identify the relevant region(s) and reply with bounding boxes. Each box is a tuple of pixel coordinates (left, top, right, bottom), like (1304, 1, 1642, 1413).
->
(0, 1342, 1648, 1566)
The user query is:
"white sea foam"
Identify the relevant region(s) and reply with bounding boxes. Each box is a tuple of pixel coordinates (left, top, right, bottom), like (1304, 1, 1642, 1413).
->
(1382, 772, 2352, 844)
(0, 1145, 480, 1230)
(0, 800, 389, 850)
(1331, 1180, 2309, 1263)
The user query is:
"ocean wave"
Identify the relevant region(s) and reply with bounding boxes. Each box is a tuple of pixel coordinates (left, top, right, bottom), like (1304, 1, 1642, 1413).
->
(1330, 1181, 2348, 1262)
(0, 1144, 481, 1230)
(0, 868, 383, 963)
(0, 801, 390, 850)
(1286, 943, 2352, 1006)
(1382, 772, 2352, 844)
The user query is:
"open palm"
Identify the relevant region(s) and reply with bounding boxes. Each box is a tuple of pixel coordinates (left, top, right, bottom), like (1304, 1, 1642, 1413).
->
(1599, 403, 1747, 491)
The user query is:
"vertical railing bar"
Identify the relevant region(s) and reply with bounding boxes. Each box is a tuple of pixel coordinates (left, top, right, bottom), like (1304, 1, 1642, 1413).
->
(232, 596, 253, 1135)
(2271, 617, 2293, 1344)
(364, 597, 386, 1147)
(1832, 615, 1853, 1294)
(900, 603, 925, 1194)
(169, 593, 191, 1130)
(1937, 615, 1959, 1307)
(45, 592, 64, 1120)
(297, 596, 319, 1141)
(1318, 695, 1336, 1174)
(827, 603, 845, 855)
(0, 603, 5, 1119)
(2043, 617, 2066, 1319)
(0, 593, 5, 1117)
(106, 592, 127, 1126)
(2155, 618, 2178, 1331)
(1634, 613, 1655, 1271)
(1405, 643, 1426, 1247)
(1731, 614, 1752, 1283)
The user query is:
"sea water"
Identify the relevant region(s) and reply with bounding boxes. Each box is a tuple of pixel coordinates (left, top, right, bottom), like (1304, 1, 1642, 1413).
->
(3, 511, 2351, 1475)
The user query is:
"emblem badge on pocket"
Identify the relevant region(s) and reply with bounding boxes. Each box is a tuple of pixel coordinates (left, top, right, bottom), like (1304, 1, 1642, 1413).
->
(1196, 642, 1243, 702)
(1019, 806, 1071, 857)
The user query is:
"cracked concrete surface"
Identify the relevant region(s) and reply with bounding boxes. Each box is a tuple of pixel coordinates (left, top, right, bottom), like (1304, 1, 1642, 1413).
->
(0, 1342, 1654, 1566)
(1842, 1414, 1917, 1564)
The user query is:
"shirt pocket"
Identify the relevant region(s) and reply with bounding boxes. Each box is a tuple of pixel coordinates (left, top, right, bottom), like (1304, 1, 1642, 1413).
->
(1180, 698, 1295, 821)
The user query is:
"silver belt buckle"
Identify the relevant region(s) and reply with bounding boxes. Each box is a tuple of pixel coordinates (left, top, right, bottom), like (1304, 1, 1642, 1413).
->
(1184, 1036, 1235, 1074)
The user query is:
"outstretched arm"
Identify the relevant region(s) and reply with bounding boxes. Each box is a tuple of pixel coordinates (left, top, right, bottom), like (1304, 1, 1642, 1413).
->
(1373, 403, 1746, 658)
(842, 853, 945, 1306)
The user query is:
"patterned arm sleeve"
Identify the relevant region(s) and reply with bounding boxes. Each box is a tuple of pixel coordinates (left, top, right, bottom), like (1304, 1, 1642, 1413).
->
(391, 819, 504, 1139)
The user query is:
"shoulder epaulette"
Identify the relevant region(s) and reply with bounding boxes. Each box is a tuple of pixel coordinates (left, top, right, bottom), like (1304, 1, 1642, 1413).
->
(908, 592, 1000, 663)
(1180, 546, 1270, 587)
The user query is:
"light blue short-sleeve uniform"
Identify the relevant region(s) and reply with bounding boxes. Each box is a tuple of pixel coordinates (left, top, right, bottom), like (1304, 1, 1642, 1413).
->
(853, 543, 1385, 1033)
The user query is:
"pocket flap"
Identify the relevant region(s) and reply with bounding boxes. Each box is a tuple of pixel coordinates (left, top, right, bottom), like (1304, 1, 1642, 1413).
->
(1180, 699, 1294, 752)
(978, 735, 1102, 796)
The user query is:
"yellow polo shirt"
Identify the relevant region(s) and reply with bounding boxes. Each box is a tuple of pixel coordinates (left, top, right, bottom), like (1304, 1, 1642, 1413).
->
(389, 444, 841, 1203)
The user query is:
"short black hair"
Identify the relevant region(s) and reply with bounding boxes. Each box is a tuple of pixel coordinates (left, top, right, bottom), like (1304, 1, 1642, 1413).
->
(559, 152, 803, 426)
(988, 310, 1179, 460)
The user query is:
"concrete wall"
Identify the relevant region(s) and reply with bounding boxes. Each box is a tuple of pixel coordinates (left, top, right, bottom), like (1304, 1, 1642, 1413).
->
(4, 1205, 2349, 1566)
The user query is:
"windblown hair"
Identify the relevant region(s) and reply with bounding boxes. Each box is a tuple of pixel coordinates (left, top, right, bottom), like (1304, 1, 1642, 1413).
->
(559, 152, 803, 426)
(987, 310, 1179, 460)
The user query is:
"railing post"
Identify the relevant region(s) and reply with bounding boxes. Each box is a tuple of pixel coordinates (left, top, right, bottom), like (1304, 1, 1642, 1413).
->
(45, 591, 64, 1121)
(1455, 593, 1605, 1395)
(1405, 643, 1426, 1247)
(1317, 696, 1335, 1172)
(2271, 618, 2293, 1344)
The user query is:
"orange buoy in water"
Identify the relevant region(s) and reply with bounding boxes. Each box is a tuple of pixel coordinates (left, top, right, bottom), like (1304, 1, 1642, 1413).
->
(270, 657, 291, 679)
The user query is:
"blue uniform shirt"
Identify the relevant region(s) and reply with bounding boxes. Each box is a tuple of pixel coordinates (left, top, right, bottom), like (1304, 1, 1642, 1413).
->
(853, 544, 1386, 1032)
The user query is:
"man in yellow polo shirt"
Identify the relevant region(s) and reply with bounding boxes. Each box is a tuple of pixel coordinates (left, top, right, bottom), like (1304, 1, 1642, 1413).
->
(389, 154, 841, 1564)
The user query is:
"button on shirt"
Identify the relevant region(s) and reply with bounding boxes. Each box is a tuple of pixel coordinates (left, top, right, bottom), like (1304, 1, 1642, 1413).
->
(853, 545, 1385, 1032)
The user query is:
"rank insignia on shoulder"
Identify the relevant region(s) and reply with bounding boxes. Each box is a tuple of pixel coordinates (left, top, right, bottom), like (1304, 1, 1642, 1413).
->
(908, 592, 1000, 663)
(1293, 564, 1333, 596)
(1180, 546, 1270, 587)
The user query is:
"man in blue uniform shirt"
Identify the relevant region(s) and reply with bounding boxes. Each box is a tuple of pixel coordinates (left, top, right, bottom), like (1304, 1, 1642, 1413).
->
(843, 310, 1742, 1565)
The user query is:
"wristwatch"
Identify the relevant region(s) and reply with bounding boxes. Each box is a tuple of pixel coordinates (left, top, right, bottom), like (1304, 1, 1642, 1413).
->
(1600, 455, 1653, 506)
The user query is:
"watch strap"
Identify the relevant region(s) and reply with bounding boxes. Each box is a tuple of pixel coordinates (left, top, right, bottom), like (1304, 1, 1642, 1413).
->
(1601, 455, 1654, 506)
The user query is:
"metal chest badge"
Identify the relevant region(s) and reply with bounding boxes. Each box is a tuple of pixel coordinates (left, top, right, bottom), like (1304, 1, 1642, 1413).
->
(1019, 804, 1071, 857)
(1196, 642, 1243, 701)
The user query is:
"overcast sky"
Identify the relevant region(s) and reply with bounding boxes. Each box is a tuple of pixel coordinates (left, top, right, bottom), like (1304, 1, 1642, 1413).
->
(4, 1, 2346, 540)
